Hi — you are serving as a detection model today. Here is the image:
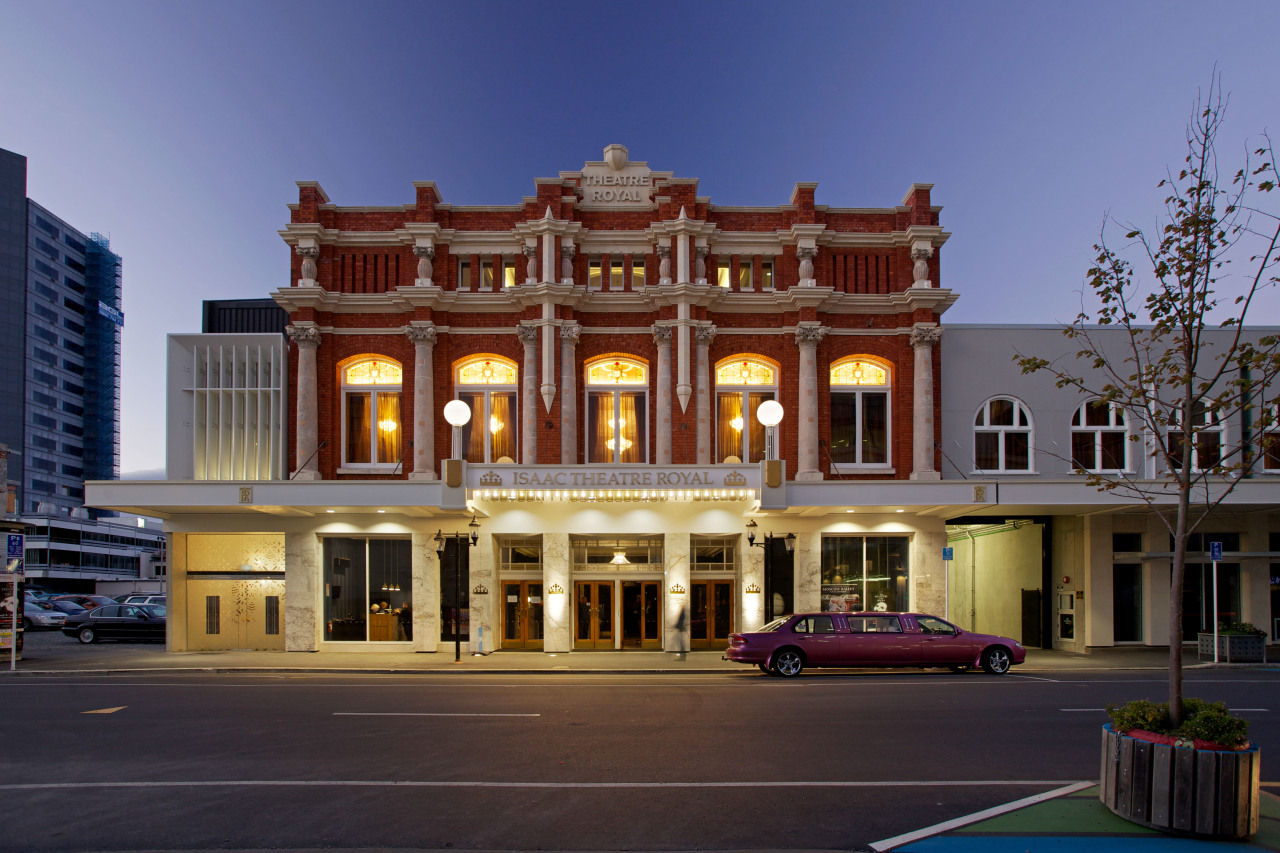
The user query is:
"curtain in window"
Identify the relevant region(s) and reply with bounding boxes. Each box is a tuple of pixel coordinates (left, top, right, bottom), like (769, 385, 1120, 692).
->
(588, 393, 612, 463)
(619, 393, 643, 463)
(490, 392, 516, 460)
(748, 393, 772, 463)
(346, 393, 371, 464)
(717, 394, 743, 462)
(460, 392, 485, 462)
(375, 392, 401, 463)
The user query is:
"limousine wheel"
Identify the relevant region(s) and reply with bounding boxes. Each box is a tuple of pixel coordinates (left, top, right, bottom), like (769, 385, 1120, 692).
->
(757, 663, 771, 675)
(78, 627, 97, 644)
(981, 647, 1012, 674)
(772, 648, 805, 677)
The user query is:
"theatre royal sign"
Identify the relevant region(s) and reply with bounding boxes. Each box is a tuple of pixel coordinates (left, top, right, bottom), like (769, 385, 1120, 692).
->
(573, 144, 669, 210)
(467, 465, 757, 500)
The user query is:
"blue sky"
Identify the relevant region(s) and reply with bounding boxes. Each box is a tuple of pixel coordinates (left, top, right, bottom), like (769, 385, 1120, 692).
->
(2, 1, 1278, 477)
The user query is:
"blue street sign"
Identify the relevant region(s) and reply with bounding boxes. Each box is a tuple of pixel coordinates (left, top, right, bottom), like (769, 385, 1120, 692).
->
(5, 533, 22, 573)
(1210, 541, 1223, 562)
(942, 547, 954, 561)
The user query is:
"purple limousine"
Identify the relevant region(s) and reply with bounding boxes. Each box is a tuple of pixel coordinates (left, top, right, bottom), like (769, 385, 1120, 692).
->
(725, 611, 1026, 677)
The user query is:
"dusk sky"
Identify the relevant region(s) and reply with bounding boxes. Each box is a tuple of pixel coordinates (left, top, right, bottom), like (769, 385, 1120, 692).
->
(2, 1, 1278, 478)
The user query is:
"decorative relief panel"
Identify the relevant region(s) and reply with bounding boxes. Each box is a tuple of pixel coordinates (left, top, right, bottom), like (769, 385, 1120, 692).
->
(187, 533, 286, 572)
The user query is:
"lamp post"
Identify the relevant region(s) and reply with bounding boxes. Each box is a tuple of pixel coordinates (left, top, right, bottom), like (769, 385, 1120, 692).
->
(436, 515, 480, 662)
(443, 399, 472, 458)
(756, 399, 784, 460)
(746, 519, 796, 622)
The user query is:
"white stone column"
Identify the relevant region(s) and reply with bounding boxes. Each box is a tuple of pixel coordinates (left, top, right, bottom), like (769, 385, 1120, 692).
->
(286, 324, 322, 480)
(695, 324, 716, 464)
(284, 531, 318, 651)
(518, 324, 539, 465)
(405, 324, 437, 480)
(412, 529, 438, 652)
(663, 532, 691, 653)
(543, 532, 571, 653)
(910, 326, 942, 480)
(794, 325, 828, 480)
(470, 532, 495, 654)
(652, 325, 673, 464)
(560, 324, 580, 464)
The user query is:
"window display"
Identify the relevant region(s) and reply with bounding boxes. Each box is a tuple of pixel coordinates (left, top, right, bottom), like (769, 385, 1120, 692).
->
(323, 538, 411, 642)
(821, 536, 909, 612)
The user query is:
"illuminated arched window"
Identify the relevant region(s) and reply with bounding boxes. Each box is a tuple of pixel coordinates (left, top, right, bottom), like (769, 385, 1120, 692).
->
(585, 357, 647, 463)
(715, 357, 777, 463)
(829, 357, 891, 467)
(342, 357, 403, 468)
(455, 356, 518, 463)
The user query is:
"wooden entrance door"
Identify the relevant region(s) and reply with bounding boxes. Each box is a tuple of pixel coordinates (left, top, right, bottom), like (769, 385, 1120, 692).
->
(574, 581, 614, 649)
(502, 581, 544, 649)
(621, 581, 661, 649)
(690, 580, 733, 649)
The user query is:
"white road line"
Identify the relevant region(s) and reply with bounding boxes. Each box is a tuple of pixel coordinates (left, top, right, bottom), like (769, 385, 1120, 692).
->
(332, 706, 537, 712)
(868, 781, 1095, 852)
(0, 779, 1082, 792)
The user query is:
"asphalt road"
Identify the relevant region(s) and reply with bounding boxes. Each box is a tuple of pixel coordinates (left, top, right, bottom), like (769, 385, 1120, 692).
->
(2, 665, 1278, 853)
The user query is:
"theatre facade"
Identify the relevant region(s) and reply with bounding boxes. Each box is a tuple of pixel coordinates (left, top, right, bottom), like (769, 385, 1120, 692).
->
(88, 146, 1280, 655)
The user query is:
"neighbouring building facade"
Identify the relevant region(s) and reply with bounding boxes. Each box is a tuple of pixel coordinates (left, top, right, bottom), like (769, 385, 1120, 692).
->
(87, 146, 1280, 656)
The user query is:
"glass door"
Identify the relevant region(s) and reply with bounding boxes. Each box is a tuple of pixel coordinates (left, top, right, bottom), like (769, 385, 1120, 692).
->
(690, 580, 734, 649)
(502, 581, 544, 650)
(575, 582, 614, 649)
(621, 581, 661, 649)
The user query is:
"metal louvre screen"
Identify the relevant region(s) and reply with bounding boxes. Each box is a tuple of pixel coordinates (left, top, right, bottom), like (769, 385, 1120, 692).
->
(265, 595, 280, 635)
(205, 595, 220, 634)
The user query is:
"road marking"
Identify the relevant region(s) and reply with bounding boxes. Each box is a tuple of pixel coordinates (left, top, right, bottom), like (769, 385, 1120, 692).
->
(868, 781, 1094, 852)
(332, 706, 537, 712)
(81, 706, 126, 714)
(0, 779, 1083, 792)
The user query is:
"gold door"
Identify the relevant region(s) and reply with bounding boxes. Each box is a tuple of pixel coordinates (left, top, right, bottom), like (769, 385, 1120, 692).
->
(690, 580, 734, 650)
(502, 581, 544, 649)
(574, 582, 614, 649)
(187, 579, 286, 651)
(621, 581, 662, 649)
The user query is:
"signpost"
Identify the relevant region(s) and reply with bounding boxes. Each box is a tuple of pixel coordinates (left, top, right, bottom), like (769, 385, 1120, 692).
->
(1210, 541, 1224, 663)
(2, 532, 23, 670)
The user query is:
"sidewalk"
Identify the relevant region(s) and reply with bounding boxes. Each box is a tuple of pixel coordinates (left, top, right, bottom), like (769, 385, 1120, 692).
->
(1, 633, 1226, 676)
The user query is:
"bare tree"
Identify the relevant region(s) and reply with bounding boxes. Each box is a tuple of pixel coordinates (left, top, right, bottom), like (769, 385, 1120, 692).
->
(1017, 77, 1279, 724)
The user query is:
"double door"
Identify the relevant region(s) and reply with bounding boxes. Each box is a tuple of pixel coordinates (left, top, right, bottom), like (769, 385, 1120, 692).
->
(575, 582, 613, 649)
(690, 580, 733, 649)
(575, 580, 663, 649)
(502, 581, 543, 649)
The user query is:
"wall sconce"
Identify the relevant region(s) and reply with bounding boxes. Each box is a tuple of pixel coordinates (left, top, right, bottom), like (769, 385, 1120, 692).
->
(669, 583, 686, 595)
(547, 583, 565, 595)
(745, 582, 761, 594)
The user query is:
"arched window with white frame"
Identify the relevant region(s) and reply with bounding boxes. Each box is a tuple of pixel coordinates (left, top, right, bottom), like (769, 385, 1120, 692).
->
(455, 355, 518, 463)
(974, 396, 1033, 472)
(1166, 402, 1222, 471)
(1071, 399, 1129, 472)
(1262, 404, 1280, 472)
(585, 357, 647, 463)
(829, 357, 891, 468)
(715, 357, 777, 463)
(342, 357, 403, 468)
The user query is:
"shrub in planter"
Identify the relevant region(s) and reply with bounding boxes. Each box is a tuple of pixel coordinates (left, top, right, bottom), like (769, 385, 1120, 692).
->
(1101, 699, 1259, 838)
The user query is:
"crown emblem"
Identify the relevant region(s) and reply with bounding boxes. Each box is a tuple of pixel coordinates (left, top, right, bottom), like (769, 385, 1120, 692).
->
(479, 470, 502, 486)
(472, 584, 489, 595)
(723, 471, 746, 487)
(669, 583, 686, 595)
(745, 582, 762, 594)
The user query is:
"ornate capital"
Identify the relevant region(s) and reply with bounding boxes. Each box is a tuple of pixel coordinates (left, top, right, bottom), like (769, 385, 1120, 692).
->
(522, 245, 538, 259)
(695, 246, 709, 259)
(796, 246, 817, 262)
(794, 324, 829, 348)
(560, 323, 582, 345)
(404, 324, 438, 347)
(695, 323, 718, 346)
(412, 245, 435, 260)
(651, 324, 673, 346)
(561, 244, 576, 262)
(910, 326, 942, 349)
(656, 246, 672, 259)
(516, 323, 539, 346)
(286, 324, 321, 349)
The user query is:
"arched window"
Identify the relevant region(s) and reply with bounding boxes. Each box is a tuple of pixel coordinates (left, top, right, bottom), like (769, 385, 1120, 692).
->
(1167, 402, 1222, 472)
(455, 356, 518, 464)
(1263, 405, 1280, 472)
(342, 357, 402, 468)
(974, 396, 1032, 472)
(829, 357, 891, 467)
(585, 357, 647, 463)
(715, 357, 777, 463)
(1071, 400, 1129, 472)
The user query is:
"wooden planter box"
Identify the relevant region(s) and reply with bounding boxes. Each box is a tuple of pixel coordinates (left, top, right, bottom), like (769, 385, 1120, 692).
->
(1198, 632, 1267, 662)
(1100, 725, 1260, 838)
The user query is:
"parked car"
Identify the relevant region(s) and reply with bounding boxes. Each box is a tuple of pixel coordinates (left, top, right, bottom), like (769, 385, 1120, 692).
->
(52, 595, 117, 611)
(724, 612, 1026, 677)
(21, 600, 67, 631)
(62, 603, 166, 644)
(45, 599, 87, 616)
(119, 594, 166, 605)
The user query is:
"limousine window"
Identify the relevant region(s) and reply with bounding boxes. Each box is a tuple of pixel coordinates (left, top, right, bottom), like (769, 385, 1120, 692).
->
(792, 615, 837, 633)
(916, 615, 957, 635)
(848, 615, 902, 633)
